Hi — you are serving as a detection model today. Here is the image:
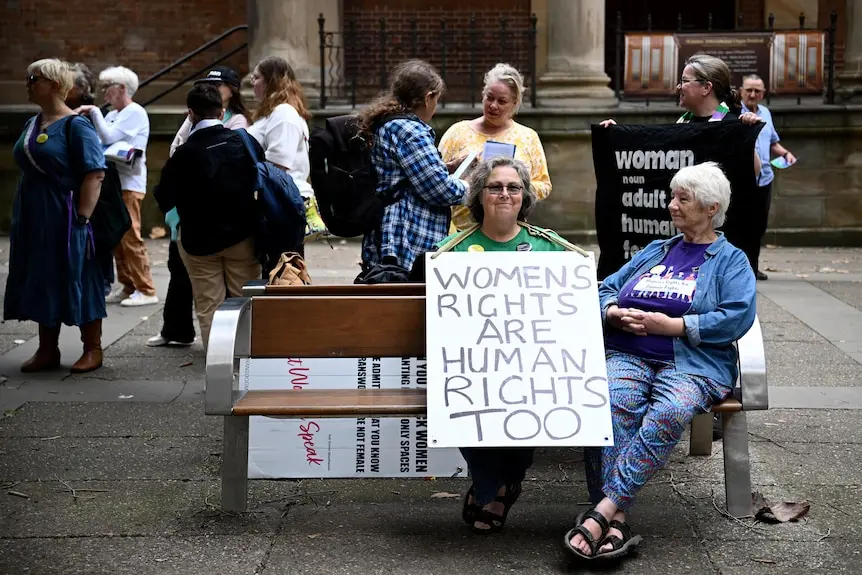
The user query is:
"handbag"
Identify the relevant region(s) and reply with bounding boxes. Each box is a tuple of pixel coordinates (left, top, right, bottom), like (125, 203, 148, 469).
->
(267, 251, 312, 286)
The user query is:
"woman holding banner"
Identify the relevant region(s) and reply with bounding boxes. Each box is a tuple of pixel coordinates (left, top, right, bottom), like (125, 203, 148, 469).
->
(412, 156, 593, 533)
(600, 53, 762, 174)
(564, 162, 756, 562)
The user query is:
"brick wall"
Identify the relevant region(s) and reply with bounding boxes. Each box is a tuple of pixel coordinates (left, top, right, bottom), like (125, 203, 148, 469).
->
(340, 0, 533, 103)
(0, 0, 248, 88)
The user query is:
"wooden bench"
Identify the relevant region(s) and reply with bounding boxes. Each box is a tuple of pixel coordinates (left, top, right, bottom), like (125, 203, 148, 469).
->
(205, 282, 768, 517)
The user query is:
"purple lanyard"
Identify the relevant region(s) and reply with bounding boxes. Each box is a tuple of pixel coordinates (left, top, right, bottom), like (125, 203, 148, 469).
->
(25, 114, 95, 259)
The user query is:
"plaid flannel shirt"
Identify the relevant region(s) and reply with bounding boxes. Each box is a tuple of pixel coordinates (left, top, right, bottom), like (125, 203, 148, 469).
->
(361, 116, 467, 272)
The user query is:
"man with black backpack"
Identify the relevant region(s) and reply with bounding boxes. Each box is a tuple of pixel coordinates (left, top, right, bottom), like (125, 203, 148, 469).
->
(153, 84, 262, 350)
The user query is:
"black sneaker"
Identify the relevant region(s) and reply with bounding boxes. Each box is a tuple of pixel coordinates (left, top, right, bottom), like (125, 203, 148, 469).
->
(755, 270, 768, 281)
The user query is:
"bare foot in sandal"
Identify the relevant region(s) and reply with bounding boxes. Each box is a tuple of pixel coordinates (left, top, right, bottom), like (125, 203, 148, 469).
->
(568, 500, 617, 556)
(599, 511, 627, 553)
(473, 485, 507, 531)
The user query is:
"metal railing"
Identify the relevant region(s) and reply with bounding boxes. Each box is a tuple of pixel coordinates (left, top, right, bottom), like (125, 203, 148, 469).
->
(613, 10, 839, 105)
(138, 25, 248, 107)
(315, 14, 538, 110)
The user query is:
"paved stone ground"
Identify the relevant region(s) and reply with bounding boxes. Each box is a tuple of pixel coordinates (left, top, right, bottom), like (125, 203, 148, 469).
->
(1, 238, 861, 574)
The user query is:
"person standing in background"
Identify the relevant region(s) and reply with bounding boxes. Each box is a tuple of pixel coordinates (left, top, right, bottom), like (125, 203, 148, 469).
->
(740, 74, 797, 281)
(75, 65, 158, 307)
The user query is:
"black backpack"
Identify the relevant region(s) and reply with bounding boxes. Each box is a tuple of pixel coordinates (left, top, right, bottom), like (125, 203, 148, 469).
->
(308, 113, 409, 238)
(64, 120, 131, 251)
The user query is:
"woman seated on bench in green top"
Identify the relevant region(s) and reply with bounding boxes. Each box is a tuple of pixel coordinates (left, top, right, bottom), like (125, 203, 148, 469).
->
(411, 156, 597, 533)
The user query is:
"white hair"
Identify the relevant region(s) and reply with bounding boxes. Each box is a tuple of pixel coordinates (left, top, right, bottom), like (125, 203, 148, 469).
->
(483, 63, 525, 114)
(99, 66, 140, 97)
(27, 59, 73, 98)
(669, 161, 731, 228)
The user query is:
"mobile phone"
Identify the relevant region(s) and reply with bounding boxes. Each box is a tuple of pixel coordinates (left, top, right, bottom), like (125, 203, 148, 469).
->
(770, 156, 794, 169)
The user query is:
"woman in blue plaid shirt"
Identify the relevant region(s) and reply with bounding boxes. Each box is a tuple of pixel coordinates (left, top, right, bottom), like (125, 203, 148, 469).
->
(356, 60, 468, 279)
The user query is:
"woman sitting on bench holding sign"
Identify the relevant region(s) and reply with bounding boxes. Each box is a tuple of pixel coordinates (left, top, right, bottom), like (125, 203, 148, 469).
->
(564, 162, 756, 562)
(413, 156, 590, 533)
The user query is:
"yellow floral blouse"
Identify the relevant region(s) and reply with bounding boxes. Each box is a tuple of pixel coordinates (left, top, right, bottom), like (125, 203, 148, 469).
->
(438, 120, 552, 230)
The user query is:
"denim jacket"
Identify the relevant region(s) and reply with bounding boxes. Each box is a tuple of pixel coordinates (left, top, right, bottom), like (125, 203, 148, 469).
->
(598, 233, 757, 385)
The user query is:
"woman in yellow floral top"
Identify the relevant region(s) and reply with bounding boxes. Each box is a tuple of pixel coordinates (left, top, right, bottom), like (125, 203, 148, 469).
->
(438, 63, 551, 230)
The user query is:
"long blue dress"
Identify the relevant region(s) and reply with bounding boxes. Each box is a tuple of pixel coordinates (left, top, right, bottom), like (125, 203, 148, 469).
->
(4, 115, 107, 328)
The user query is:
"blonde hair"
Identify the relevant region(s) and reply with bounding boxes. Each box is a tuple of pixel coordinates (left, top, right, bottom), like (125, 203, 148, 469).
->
(483, 63, 525, 114)
(27, 59, 73, 98)
(99, 66, 140, 97)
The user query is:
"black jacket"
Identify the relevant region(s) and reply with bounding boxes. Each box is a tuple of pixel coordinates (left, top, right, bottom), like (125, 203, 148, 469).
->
(154, 124, 261, 256)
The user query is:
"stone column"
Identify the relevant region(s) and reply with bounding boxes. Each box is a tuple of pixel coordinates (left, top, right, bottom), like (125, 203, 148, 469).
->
(247, 0, 320, 100)
(837, 0, 862, 102)
(537, 0, 617, 108)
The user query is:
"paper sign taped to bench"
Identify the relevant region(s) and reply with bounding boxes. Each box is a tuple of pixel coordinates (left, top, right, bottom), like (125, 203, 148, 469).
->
(240, 357, 467, 478)
(425, 251, 614, 448)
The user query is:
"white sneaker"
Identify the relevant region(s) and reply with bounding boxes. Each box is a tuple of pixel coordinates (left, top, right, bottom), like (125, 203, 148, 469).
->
(106, 287, 131, 304)
(147, 334, 195, 347)
(120, 290, 160, 307)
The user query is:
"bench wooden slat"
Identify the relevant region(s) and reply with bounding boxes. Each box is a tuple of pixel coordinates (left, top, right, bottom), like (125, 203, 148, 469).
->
(711, 398, 742, 413)
(230, 388, 741, 417)
(261, 284, 425, 297)
(232, 389, 427, 416)
(250, 296, 426, 358)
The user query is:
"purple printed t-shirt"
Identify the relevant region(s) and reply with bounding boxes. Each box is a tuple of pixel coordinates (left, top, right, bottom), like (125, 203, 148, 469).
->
(605, 241, 710, 361)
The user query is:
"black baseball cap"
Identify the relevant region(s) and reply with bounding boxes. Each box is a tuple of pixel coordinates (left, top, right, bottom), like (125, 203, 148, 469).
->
(194, 66, 241, 90)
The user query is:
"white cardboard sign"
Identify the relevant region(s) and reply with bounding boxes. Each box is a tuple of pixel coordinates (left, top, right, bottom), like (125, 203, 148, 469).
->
(425, 251, 614, 448)
(240, 357, 468, 479)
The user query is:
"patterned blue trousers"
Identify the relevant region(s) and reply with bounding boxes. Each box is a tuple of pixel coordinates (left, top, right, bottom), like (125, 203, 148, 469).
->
(598, 350, 732, 511)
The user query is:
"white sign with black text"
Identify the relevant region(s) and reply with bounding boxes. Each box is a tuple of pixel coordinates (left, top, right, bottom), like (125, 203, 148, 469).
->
(425, 251, 614, 448)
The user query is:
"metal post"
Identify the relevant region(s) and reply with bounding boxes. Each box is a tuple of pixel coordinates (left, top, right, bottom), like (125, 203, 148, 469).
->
(768, 13, 775, 30)
(708, 12, 713, 31)
(826, 10, 837, 104)
(379, 18, 387, 94)
(349, 18, 357, 108)
(737, 12, 744, 30)
(799, 12, 806, 29)
(410, 15, 418, 59)
(647, 13, 652, 32)
(470, 15, 477, 108)
(440, 18, 447, 109)
(500, 17, 508, 63)
(615, 10, 623, 101)
(318, 13, 326, 109)
(529, 14, 538, 107)
(677, 13, 683, 33)
(798, 13, 805, 104)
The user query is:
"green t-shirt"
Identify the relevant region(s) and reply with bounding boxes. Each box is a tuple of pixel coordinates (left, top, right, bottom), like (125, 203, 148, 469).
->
(436, 226, 568, 253)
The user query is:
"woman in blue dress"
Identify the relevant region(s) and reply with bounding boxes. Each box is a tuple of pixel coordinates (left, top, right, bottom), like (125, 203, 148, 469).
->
(5, 59, 107, 373)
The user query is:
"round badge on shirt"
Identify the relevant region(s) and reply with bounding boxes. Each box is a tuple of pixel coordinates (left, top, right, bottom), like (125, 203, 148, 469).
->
(650, 265, 666, 275)
(36, 133, 48, 144)
(516, 242, 532, 252)
(467, 244, 485, 252)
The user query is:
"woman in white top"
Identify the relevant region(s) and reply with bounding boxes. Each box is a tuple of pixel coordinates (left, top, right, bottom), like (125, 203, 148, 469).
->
(247, 56, 326, 241)
(75, 65, 157, 308)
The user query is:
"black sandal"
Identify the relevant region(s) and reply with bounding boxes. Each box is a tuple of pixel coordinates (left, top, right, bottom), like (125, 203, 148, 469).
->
(595, 520, 642, 560)
(470, 482, 523, 534)
(563, 508, 611, 560)
(462, 484, 481, 526)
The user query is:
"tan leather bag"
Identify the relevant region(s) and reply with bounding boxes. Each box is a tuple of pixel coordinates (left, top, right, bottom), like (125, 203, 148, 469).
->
(267, 252, 312, 286)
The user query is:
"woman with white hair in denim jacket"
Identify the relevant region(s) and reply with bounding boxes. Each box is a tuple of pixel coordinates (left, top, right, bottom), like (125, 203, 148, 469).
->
(565, 161, 756, 563)
(75, 65, 157, 308)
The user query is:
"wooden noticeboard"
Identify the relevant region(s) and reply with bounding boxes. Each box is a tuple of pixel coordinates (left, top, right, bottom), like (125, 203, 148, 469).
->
(623, 31, 824, 97)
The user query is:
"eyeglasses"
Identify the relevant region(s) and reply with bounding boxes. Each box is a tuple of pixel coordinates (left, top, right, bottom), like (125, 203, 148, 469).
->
(99, 82, 120, 92)
(484, 183, 524, 195)
(679, 77, 700, 85)
(26, 74, 46, 86)
(743, 88, 765, 94)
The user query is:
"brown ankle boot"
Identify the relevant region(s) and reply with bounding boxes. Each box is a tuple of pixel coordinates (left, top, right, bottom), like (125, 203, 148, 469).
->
(71, 319, 103, 373)
(21, 325, 62, 373)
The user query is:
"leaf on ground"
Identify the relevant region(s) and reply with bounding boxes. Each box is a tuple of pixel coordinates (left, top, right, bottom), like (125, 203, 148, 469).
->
(751, 558, 776, 564)
(307, 533, 322, 539)
(8, 490, 29, 499)
(765, 244, 778, 249)
(118, 395, 134, 399)
(752, 491, 810, 523)
(179, 361, 193, 368)
(430, 492, 460, 499)
(13, 339, 25, 345)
